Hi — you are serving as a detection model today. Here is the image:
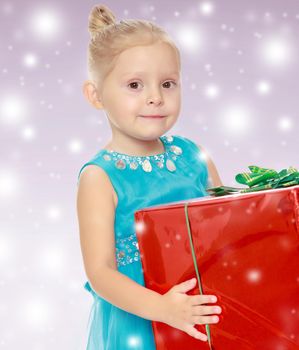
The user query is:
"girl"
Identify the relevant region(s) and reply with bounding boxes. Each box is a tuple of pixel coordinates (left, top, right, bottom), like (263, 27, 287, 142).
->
(77, 4, 223, 349)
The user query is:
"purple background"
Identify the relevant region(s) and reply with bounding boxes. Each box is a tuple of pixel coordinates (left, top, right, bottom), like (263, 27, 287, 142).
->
(0, 1, 298, 349)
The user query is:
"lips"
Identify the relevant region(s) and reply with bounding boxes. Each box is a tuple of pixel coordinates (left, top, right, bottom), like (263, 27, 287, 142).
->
(141, 115, 165, 118)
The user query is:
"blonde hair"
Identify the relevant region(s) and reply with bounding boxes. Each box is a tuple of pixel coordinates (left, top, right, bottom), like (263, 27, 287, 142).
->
(86, 4, 181, 90)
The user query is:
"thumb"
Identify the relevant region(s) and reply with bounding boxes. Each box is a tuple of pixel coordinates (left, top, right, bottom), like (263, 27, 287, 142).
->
(175, 278, 197, 294)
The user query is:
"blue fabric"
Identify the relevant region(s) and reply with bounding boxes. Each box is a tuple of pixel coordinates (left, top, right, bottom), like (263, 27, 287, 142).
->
(77, 134, 209, 350)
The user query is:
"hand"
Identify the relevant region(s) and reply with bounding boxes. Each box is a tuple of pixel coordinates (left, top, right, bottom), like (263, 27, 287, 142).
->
(159, 278, 221, 342)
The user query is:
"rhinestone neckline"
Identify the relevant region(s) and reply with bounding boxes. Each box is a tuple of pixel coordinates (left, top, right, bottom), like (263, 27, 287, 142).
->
(101, 135, 183, 173)
(102, 136, 167, 159)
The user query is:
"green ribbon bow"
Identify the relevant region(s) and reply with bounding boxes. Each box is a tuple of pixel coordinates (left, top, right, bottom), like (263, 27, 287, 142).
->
(207, 165, 299, 197)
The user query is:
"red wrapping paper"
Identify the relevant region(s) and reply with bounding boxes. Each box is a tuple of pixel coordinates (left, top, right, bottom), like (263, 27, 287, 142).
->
(134, 185, 299, 350)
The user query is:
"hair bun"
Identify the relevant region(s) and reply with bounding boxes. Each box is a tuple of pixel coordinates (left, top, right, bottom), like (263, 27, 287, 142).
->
(88, 4, 116, 39)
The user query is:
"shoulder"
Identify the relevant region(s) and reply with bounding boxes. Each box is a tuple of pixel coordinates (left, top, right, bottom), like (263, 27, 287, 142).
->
(77, 164, 118, 208)
(77, 164, 113, 199)
(171, 134, 205, 158)
(196, 144, 223, 187)
(171, 134, 196, 147)
(171, 134, 204, 156)
(171, 134, 223, 188)
(78, 163, 109, 184)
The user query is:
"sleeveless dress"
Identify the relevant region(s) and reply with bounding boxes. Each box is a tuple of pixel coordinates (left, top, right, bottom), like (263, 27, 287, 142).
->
(77, 134, 210, 350)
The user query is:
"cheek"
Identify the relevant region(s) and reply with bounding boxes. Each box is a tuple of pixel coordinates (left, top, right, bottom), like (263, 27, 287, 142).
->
(121, 94, 142, 110)
(170, 91, 181, 108)
(112, 92, 137, 108)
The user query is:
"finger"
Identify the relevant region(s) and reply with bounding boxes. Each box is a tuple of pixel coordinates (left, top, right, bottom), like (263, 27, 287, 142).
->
(192, 305, 222, 316)
(185, 324, 208, 341)
(191, 315, 220, 325)
(189, 294, 217, 305)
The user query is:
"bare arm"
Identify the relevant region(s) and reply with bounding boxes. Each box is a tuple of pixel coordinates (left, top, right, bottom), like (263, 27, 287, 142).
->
(76, 165, 163, 322)
(197, 144, 223, 188)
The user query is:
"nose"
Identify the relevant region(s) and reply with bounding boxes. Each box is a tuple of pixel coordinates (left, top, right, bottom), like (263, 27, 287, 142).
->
(147, 87, 163, 105)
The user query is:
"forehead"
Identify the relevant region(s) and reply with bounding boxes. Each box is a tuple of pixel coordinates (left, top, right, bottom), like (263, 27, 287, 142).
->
(120, 71, 180, 78)
(113, 42, 180, 76)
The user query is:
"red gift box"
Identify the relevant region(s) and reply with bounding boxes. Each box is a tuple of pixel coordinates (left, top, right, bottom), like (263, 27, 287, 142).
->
(134, 185, 299, 350)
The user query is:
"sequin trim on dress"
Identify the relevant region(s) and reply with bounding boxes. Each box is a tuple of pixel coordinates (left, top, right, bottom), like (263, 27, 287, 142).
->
(115, 234, 140, 267)
(101, 135, 183, 173)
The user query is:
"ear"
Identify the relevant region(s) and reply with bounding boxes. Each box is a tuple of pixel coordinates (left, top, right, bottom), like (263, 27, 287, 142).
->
(82, 80, 104, 110)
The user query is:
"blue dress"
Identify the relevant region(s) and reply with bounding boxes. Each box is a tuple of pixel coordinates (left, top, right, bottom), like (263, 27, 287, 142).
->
(77, 134, 209, 350)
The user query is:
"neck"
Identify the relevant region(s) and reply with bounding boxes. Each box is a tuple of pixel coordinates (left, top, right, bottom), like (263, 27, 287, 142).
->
(104, 133, 165, 156)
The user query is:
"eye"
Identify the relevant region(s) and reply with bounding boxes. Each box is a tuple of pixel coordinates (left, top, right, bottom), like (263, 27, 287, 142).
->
(163, 81, 177, 88)
(128, 81, 142, 90)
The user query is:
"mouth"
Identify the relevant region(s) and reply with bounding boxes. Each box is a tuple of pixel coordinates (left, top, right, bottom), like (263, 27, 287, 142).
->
(140, 115, 166, 119)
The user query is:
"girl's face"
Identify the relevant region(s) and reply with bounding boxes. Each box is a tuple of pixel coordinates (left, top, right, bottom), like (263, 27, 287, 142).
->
(98, 41, 181, 141)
